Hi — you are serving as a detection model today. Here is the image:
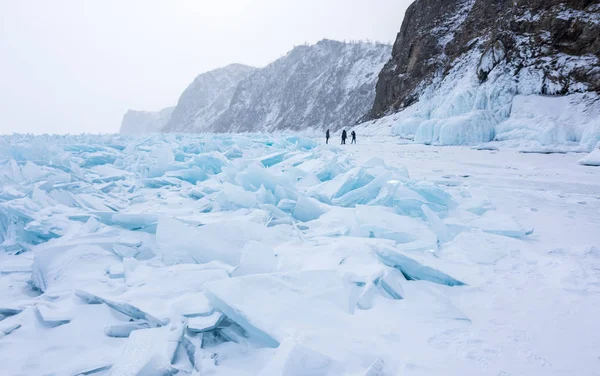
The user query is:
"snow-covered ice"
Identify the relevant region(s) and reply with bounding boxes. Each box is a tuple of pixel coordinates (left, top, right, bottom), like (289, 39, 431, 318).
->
(0, 133, 599, 375)
(579, 142, 600, 166)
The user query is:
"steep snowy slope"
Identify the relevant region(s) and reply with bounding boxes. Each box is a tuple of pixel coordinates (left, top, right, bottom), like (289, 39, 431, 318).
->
(119, 107, 175, 134)
(210, 40, 392, 132)
(162, 64, 257, 133)
(367, 0, 600, 149)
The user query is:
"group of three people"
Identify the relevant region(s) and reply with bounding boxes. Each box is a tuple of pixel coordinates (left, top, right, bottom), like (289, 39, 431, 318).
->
(325, 129, 356, 145)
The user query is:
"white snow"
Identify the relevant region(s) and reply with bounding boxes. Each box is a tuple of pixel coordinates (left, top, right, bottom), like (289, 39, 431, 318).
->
(0, 133, 599, 375)
(579, 142, 600, 166)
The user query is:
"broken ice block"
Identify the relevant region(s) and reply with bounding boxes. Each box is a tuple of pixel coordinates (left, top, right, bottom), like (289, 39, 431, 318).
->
(32, 244, 121, 294)
(356, 282, 379, 310)
(375, 248, 465, 286)
(35, 306, 71, 328)
(260, 152, 287, 167)
(107, 263, 125, 279)
(292, 195, 327, 222)
(258, 339, 346, 376)
(187, 312, 223, 334)
(76, 290, 167, 327)
(231, 241, 278, 277)
(204, 270, 364, 348)
(72, 364, 112, 376)
(0, 323, 21, 338)
(422, 204, 452, 243)
(156, 217, 285, 266)
(104, 321, 150, 338)
(308, 167, 374, 204)
(351, 205, 437, 247)
(378, 268, 406, 300)
(165, 168, 209, 184)
(108, 325, 181, 376)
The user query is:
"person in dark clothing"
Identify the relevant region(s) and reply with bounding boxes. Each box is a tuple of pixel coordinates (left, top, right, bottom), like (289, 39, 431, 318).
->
(341, 130, 347, 145)
(326, 129, 330, 144)
(351, 130, 356, 144)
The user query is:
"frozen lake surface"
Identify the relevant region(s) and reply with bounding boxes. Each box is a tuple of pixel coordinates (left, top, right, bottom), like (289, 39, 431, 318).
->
(1, 133, 599, 375)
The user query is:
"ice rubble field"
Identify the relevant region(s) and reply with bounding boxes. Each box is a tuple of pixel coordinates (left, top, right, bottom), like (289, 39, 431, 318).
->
(1, 133, 599, 375)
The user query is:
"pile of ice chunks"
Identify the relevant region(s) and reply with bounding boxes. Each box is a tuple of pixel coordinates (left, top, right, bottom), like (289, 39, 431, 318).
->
(0, 133, 533, 375)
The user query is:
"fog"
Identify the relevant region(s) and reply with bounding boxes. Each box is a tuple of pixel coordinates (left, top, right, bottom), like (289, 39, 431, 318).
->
(0, 0, 411, 134)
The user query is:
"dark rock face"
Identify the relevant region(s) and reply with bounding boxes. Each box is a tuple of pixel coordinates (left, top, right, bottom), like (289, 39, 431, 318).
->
(370, 0, 600, 118)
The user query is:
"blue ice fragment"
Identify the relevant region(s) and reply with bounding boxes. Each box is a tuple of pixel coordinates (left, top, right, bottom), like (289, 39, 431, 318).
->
(34, 307, 70, 328)
(292, 196, 327, 222)
(165, 168, 209, 184)
(187, 312, 224, 334)
(0, 307, 22, 318)
(143, 177, 181, 188)
(422, 204, 452, 243)
(334, 168, 375, 199)
(192, 154, 227, 174)
(219, 323, 249, 345)
(75, 290, 167, 327)
(285, 136, 317, 150)
(189, 189, 205, 200)
(203, 290, 279, 348)
(375, 248, 465, 287)
(377, 269, 405, 300)
(81, 154, 117, 168)
(91, 213, 158, 233)
(333, 173, 392, 207)
(407, 182, 457, 210)
(91, 175, 126, 184)
(225, 148, 243, 159)
(260, 152, 287, 167)
(63, 144, 102, 153)
(1, 323, 21, 337)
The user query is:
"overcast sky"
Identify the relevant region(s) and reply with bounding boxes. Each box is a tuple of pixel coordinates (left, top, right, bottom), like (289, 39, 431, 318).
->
(0, 0, 411, 135)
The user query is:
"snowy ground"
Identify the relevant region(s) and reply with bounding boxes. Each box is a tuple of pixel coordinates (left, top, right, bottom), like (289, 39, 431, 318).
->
(1, 134, 599, 376)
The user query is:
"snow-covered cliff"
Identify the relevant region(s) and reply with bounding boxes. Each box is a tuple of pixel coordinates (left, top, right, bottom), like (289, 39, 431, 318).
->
(162, 64, 257, 133)
(367, 0, 600, 149)
(211, 40, 391, 132)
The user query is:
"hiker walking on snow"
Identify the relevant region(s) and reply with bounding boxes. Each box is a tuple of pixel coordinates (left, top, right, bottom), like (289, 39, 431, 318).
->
(326, 129, 330, 144)
(341, 130, 347, 145)
(351, 130, 356, 144)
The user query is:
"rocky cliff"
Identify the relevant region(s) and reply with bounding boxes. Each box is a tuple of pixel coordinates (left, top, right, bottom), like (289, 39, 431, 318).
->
(371, 0, 600, 117)
(367, 0, 600, 148)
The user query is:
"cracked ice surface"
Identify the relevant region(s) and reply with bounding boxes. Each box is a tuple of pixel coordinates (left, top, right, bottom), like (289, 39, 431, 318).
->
(0, 133, 596, 375)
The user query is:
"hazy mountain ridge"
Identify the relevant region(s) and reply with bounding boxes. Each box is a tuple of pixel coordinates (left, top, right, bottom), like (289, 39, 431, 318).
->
(120, 40, 391, 134)
(212, 40, 392, 132)
(162, 64, 258, 133)
(119, 107, 175, 134)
